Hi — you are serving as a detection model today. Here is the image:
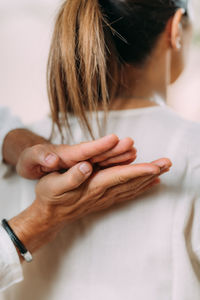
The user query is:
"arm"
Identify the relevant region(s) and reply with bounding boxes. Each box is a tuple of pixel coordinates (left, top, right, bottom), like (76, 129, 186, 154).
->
(0, 156, 171, 291)
(8, 158, 171, 262)
(0, 107, 23, 177)
(2, 129, 48, 167)
(4, 129, 137, 179)
(0, 107, 136, 178)
(0, 160, 92, 291)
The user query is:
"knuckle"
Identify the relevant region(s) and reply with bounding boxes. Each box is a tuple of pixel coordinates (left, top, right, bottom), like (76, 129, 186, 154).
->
(117, 175, 127, 185)
(32, 144, 46, 157)
(33, 143, 53, 155)
(33, 144, 44, 152)
(89, 185, 105, 198)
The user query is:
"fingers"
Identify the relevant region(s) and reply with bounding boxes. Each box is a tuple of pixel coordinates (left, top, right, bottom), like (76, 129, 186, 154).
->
(103, 177, 160, 208)
(104, 161, 171, 206)
(88, 163, 161, 192)
(57, 134, 120, 167)
(132, 165, 170, 190)
(90, 177, 161, 214)
(16, 144, 61, 179)
(151, 158, 172, 169)
(135, 177, 161, 194)
(46, 162, 93, 195)
(130, 178, 161, 198)
(98, 148, 137, 167)
(31, 145, 60, 169)
(123, 176, 161, 197)
(124, 178, 161, 201)
(90, 137, 134, 163)
(115, 162, 171, 196)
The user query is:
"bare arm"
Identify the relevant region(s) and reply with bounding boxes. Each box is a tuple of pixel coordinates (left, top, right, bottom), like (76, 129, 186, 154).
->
(8, 158, 172, 263)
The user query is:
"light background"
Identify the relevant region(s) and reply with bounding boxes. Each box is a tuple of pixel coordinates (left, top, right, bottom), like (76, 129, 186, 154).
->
(0, 0, 200, 124)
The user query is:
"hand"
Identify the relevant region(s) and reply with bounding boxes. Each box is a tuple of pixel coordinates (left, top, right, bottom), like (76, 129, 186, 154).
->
(16, 135, 136, 179)
(9, 157, 172, 258)
(35, 157, 171, 224)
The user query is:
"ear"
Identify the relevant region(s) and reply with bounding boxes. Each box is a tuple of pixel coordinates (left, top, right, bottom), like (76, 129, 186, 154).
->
(170, 8, 186, 51)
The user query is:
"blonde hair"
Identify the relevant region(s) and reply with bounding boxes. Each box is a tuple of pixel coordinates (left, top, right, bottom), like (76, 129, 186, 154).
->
(47, 0, 189, 140)
(47, 0, 120, 140)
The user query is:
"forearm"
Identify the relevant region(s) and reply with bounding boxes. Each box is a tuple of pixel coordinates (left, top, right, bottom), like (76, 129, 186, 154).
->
(8, 201, 62, 263)
(2, 129, 48, 167)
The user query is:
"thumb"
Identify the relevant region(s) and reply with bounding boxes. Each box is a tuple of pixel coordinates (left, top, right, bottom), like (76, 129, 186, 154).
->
(36, 149, 60, 170)
(26, 144, 60, 170)
(17, 145, 60, 179)
(49, 162, 93, 195)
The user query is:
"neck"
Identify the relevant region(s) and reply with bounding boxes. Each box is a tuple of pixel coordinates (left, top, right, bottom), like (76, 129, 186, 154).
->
(110, 44, 170, 110)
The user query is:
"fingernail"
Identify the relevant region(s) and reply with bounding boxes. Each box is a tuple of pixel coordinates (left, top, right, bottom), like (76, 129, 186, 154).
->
(161, 164, 172, 172)
(155, 161, 166, 168)
(79, 163, 91, 175)
(45, 154, 57, 165)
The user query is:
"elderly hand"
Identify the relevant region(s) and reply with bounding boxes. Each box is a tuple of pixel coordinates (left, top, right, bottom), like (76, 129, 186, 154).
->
(9, 157, 171, 259)
(35, 158, 171, 223)
(16, 134, 136, 179)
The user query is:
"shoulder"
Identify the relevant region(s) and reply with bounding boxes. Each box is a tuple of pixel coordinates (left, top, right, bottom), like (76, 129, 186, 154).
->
(162, 106, 200, 156)
(157, 106, 200, 142)
(138, 106, 200, 191)
(164, 109, 200, 191)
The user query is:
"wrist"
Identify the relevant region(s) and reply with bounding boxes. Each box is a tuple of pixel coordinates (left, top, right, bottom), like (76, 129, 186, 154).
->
(8, 201, 61, 255)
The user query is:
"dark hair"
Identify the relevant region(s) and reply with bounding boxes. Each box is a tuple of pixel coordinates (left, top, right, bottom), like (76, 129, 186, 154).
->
(47, 0, 188, 139)
(99, 0, 188, 65)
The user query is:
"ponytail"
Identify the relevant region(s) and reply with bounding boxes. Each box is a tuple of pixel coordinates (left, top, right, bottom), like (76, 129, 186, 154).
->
(47, 0, 119, 140)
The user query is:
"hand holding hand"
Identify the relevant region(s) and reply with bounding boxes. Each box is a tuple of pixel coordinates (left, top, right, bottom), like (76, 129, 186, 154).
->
(16, 135, 136, 179)
(9, 157, 172, 259)
(34, 158, 171, 224)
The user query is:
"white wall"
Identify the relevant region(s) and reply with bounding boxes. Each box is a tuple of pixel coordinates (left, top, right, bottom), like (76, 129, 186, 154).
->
(0, 0, 62, 123)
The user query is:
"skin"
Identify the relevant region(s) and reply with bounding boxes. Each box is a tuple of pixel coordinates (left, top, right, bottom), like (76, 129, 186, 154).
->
(9, 158, 171, 262)
(3, 129, 137, 179)
(3, 128, 172, 263)
(110, 9, 193, 111)
(4, 7, 189, 264)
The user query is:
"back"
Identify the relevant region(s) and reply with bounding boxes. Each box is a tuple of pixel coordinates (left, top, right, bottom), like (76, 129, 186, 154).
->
(2, 105, 200, 300)
(59, 105, 200, 299)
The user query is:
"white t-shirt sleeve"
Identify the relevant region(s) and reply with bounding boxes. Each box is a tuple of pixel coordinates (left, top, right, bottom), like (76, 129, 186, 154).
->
(0, 107, 23, 178)
(0, 225, 23, 291)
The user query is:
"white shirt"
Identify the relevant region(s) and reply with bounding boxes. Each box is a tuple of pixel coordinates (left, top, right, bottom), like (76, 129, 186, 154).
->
(1, 105, 200, 300)
(0, 107, 23, 291)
